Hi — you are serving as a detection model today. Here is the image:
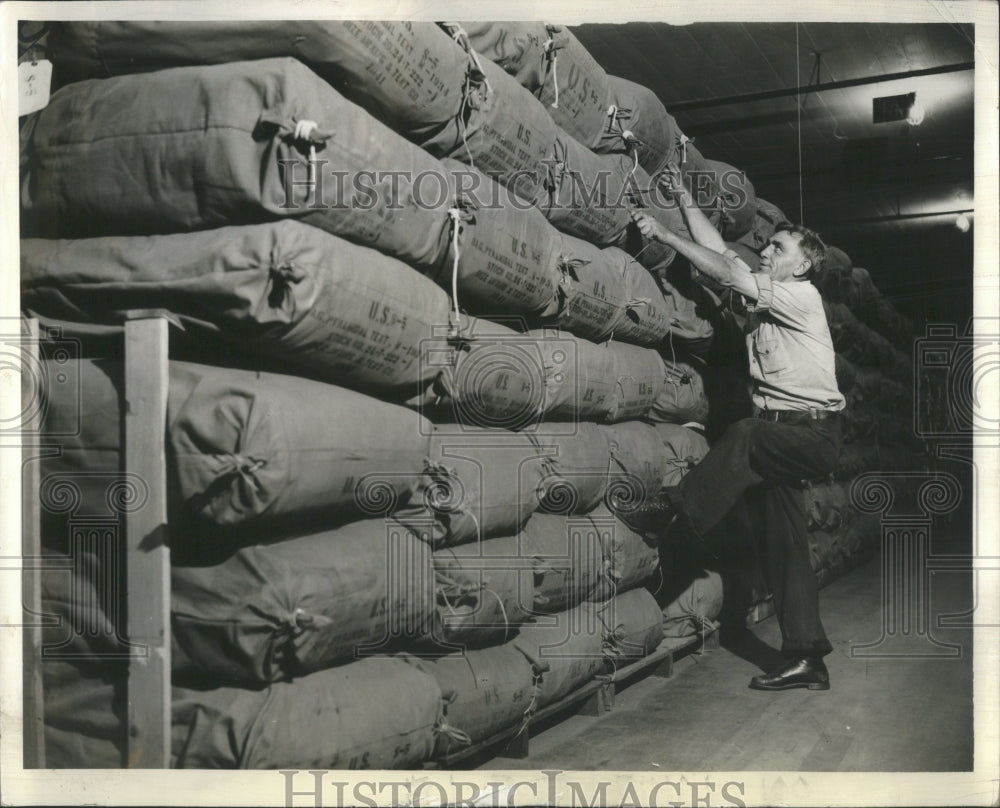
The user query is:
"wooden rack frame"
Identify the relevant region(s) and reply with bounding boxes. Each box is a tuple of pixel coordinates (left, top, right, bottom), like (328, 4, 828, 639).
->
(22, 314, 173, 769)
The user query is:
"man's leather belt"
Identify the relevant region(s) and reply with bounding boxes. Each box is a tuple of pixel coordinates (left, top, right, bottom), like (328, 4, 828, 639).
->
(755, 408, 833, 424)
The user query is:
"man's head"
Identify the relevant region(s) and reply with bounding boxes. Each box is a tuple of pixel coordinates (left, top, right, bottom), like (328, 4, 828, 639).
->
(759, 224, 827, 284)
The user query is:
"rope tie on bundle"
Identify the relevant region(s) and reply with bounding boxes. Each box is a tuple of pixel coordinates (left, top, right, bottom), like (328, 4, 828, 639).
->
(625, 295, 651, 317)
(444, 23, 491, 170)
(543, 30, 561, 108)
(544, 139, 569, 211)
(678, 133, 692, 164)
(557, 255, 587, 286)
(604, 105, 644, 156)
(436, 721, 473, 748)
(516, 673, 542, 736)
(484, 587, 512, 642)
(436, 572, 482, 617)
(446, 207, 470, 334)
(291, 119, 328, 206)
(447, 23, 491, 87)
(287, 606, 333, 633)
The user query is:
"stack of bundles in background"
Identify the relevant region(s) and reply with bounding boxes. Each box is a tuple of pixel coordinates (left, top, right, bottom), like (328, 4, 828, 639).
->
(27, 21, 727, 770)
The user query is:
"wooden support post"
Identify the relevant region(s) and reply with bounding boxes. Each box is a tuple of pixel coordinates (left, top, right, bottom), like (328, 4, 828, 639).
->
(652, 653, 675, 679)
(124, 316, 171, 768)
(499, 728, 530, 759)
(21, 318, 44, 768)
(704, 626, 721, 650)
(581, 679, 615, 715)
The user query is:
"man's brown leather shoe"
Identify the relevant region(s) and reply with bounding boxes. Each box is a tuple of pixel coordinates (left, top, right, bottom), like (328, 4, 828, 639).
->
(749, 656, 830, 691)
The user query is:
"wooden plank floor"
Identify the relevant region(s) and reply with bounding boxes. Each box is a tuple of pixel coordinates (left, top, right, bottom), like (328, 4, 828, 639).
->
(476, 550, 974, 772)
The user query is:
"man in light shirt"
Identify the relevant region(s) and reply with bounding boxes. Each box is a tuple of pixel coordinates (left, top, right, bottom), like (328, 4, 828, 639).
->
(632, 168, 845, 692)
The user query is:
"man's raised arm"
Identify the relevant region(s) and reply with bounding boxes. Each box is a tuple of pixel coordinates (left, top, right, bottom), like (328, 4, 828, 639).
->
(632, 209, 758, 301)
(658, 163, 727, 254)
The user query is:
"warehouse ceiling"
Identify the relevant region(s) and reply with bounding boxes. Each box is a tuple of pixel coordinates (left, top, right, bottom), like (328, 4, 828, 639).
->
(571, 22, 977, 325)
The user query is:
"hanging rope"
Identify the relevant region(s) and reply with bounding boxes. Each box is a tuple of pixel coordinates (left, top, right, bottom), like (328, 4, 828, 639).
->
(291, 119, 329, 207)
(436, 721, 473, 748)
(796, 23, 805, 225)
(678, 133, 691, 165)
(543, 31, 561, 108)
(447, 207, 465, 332)
(484, 587, 511, 642)
(444, 22, 492, 171)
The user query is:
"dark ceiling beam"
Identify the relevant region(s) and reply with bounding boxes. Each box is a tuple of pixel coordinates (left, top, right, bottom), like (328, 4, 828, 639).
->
(812, 207, 974, 227)
(669, 61, 975, 111)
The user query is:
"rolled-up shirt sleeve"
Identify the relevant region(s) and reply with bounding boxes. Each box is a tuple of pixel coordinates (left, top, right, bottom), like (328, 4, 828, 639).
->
(750, 273, 775, 313)
(748, 275, 815, 330)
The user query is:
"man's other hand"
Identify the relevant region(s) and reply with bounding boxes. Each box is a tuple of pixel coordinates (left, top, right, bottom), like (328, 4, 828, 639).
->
(631, 209, 671, 243)
(656, 161, 687, 199)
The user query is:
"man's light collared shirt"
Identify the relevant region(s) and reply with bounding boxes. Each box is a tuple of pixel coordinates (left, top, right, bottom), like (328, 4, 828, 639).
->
(743, 272, 846, 413)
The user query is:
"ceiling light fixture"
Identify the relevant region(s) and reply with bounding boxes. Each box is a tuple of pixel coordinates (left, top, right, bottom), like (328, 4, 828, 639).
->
(955, 213, 971, 232)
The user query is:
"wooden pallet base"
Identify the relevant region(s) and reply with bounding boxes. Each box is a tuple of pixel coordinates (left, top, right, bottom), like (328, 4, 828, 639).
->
(434, 623, 719, 768)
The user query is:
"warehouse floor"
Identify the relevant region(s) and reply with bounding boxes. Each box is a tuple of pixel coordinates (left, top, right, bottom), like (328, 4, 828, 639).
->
(475, 540, 975, 772)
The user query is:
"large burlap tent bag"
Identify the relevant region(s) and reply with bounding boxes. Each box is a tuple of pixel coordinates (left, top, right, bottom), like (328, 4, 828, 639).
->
(804, 479, 850, 533)
(609, 248, 675, 345)
(408, 426, 553, 545)
(540, 330, 621, 421)
(538, 422, 614, 515)
(736, 197, 789, 252)
(434, 513, 607, 624)
(611, 343, 670, 421)
(22, 222, 453, 397)
(661, 571, 724, 639)
(835, 353, 859, 394)
(404, 645, 536, 756)
(535, 27, 613, 148)
(439, 159, 562, 318)
(47, 21, 471, 145)
(676, 142, 722, 224)
(598, 76, 678, 175)
(540, 134, 633, 246)
(166, 363, 432, 525)
(705, 159, 757, 240)
(645, 358, 710, 425)
(552, 232, 630, 342)
(40, 559, 128, 767)
(512, 604, 609, 707)
(21, 58, 453, 272)
(434, 514, 609, 620)
(603, 422, 674, 509)
(601, 588, 666, 662)
(523, 512, 611, 612)
(445, 22, 554, 91)
(426, 55, 559, 206)
(37, 358, 432, 533)
(649, 422, 710, 486)
(172, 656, 444, 769)
(586, 505, 661, 599)
(432, 539, 537, 646)
(171, 519, 436, 686)
(420, 319, 625, 427)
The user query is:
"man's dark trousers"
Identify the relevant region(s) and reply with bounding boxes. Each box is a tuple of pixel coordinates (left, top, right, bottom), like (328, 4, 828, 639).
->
(673, 414, 842, 658)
